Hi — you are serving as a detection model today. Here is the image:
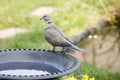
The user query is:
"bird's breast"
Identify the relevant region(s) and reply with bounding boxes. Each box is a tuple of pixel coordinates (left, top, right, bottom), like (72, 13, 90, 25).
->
(44, 28, 57, 45)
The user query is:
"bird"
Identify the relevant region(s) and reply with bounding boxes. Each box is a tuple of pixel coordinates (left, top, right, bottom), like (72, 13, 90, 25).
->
(40, 14, 83, 52)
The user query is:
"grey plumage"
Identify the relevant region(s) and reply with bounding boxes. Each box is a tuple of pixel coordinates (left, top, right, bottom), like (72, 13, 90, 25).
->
(40, 15, 83, 52)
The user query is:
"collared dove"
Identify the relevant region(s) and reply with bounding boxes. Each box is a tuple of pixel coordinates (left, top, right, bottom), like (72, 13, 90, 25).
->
(40, 15, 83, 52)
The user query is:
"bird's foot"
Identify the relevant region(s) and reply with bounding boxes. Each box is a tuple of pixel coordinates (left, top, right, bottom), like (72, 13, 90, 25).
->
(60, 51, 66, 55)
(52, 50, 56, 52)
(52, 46, 56, 52)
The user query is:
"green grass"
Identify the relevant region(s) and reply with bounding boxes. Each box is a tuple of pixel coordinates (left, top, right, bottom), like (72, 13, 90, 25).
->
(0, 0, 91, 49)
(59, 63, 120, 80)
(0, 0, 65, 29)
(0, 0, 94, 49)
(0, 0, 120, 80)
(0, 0, 116, 49)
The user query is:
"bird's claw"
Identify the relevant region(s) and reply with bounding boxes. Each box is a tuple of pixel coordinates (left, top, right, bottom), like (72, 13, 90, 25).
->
(60, 51, 66, 55)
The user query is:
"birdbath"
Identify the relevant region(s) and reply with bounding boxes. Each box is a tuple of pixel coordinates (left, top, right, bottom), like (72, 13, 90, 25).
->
(0, 49, 81, 80)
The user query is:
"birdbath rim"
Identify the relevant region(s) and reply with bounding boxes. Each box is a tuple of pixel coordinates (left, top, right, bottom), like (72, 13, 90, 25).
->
(0, 49, 81, 79)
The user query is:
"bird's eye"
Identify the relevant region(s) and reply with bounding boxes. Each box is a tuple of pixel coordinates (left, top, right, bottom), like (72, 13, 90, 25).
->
(43, 16, 46, 18)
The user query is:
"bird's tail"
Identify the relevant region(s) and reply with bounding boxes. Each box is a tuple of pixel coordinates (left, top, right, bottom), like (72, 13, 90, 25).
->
(70, 44, 83, 52)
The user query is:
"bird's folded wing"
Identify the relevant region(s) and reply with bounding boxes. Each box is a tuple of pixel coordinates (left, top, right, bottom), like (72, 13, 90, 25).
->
(52, 24, 74, 44)
(44, 27, 71, 46)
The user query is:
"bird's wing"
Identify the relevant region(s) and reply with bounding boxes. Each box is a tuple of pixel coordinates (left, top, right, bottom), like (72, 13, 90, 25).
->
(52, 24, 74, 44)
(44, 27, 72, 46)
(52, 25, 84, 52)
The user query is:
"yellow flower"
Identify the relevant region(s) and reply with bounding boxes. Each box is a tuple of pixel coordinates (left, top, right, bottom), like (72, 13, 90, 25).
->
(82, 74, 89, 80)
(66, 76, 77, 80)
(89, 77, 95, 80)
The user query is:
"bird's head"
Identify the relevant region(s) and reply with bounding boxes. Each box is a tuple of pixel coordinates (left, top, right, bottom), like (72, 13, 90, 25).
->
(40, 15, 51, 21)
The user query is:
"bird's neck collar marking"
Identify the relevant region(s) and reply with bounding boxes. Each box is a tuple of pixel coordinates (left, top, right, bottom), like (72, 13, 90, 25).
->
(47, 21, 52, 24)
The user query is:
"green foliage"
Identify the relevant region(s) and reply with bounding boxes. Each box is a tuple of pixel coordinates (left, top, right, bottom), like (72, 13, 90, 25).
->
(0, 31, 51, 50)
(57, 63, 120, 80)
(0, 0, 65, 29)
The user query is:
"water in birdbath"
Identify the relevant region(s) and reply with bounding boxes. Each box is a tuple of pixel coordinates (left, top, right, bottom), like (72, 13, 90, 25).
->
(0, 69, 50, 76)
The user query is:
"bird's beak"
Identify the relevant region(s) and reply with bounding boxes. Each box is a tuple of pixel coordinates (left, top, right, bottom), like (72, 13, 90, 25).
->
(40, 17, 43, 20)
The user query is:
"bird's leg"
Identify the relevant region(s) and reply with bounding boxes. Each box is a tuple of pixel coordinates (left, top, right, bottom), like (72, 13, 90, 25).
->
(52, 46, 56, 52)
(61, 47, 66, 54)
(62, 47, 64, 52)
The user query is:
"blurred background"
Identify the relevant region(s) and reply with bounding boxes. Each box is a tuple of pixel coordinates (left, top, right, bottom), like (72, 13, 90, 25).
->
(0, 0, 120, 80)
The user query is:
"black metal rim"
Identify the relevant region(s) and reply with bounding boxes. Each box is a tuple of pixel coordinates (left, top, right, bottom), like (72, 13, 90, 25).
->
(0, 49, 81, 79)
